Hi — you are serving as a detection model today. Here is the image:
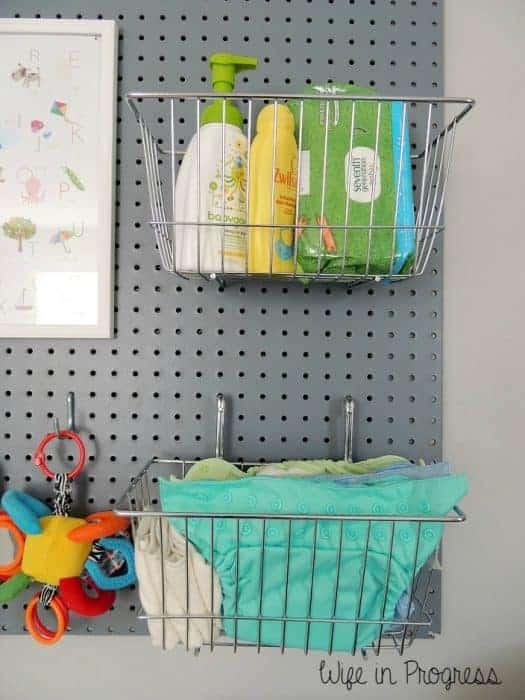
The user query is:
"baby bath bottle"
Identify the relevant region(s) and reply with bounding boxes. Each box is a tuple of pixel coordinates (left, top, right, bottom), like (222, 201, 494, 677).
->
(248, 104, 298, 274)
(174, 52, 257, 273)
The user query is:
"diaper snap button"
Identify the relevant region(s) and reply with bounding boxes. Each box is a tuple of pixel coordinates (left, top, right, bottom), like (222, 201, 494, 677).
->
(271, 498, 283, 512)
(423, 528, 435, 541)
(374, 526, 385, 541)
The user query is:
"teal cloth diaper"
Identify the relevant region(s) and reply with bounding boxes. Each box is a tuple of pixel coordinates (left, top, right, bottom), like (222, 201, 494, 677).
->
(160, 474, 467, 651)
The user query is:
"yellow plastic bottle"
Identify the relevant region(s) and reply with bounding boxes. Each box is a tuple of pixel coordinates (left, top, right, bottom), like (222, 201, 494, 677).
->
(248, 104, 298, 273)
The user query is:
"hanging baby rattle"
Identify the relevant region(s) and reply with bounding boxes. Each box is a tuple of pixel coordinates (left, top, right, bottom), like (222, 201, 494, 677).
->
(0, 394, 136, 645)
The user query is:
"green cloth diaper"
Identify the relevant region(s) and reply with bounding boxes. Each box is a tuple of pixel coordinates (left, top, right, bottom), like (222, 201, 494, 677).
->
(246, 455, 409, 477)
(184, 458, 246, 481)
(160, 474, 467, 652)
(183, 456, 410, 481)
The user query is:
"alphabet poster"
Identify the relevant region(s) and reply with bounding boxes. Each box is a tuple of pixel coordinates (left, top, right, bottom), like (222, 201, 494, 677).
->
(0, 20, 116, 337)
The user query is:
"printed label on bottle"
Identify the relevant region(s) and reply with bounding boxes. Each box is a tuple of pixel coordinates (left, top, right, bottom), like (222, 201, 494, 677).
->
(273, 154, 298, 262)
(345, 147, 381, 203)
(299, 150, 310, 196)
(207, 138, 247, 261)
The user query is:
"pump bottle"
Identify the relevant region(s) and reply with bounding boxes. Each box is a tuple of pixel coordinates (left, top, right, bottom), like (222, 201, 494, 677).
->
(174, 53, 257, 273)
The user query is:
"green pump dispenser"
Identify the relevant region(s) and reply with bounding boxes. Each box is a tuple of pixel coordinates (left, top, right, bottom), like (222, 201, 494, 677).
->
(200, 53, 258, 129)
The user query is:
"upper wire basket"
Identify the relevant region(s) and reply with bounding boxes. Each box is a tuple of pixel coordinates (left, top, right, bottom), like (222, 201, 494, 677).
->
(115, 395, 466, 656)
(127, 92, 474, 285)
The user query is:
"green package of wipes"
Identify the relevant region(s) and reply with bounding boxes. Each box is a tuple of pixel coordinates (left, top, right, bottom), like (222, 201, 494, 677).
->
(288, 83, 415, 276)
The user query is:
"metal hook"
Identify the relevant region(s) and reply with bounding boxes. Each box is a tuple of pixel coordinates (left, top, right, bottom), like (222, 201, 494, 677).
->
(215, 393, 225, 460)
(66, 391, 76, 432)
(52, 391, 76, 437)
(343, 395, 355, 462)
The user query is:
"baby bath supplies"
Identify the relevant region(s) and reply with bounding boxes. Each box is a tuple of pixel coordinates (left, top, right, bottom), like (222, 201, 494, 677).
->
(288, 84, 415, 277)
(174, 53, 257, 273)
(248, 104, 298, 273)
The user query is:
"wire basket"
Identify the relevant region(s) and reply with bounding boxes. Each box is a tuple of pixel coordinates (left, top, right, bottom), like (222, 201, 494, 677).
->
(115, 395, 466, 655)
(127, 92, 474, 285)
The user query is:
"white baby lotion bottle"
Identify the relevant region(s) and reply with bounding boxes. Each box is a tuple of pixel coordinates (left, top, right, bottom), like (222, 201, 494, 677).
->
(174, 53, 258, 273)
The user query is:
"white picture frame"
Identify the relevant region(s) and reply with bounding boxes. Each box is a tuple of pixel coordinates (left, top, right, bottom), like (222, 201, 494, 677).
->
(0, 18, 117, 338)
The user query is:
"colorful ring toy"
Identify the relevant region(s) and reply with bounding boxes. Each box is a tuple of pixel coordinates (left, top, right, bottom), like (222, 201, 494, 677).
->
(0, 513, 25, 580)
(33, 430, 86, 480)
(68, 511, 130, 543)
(28, 594, 69, 642)
(59, 576, 115, 617)
(84, 537, 137, 591)
(26, 593, 69, 645)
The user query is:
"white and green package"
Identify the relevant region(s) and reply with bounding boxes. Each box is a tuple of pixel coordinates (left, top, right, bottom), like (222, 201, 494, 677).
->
(289, 84, 415, 276)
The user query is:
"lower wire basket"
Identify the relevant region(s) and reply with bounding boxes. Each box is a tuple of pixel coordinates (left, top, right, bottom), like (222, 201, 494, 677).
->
(114, 395, 466, 656)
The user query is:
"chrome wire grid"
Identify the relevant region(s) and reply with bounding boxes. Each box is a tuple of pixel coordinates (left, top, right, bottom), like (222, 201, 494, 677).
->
(127, 93, 473, 285)
(115, 395, 466, 655)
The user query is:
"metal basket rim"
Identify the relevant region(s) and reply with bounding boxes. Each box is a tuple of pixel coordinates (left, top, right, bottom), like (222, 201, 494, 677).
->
(126, 91, 475, 107)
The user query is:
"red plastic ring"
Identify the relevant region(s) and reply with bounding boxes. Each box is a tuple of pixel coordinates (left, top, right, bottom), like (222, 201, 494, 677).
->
(59, 576, 116, 617)
(33, 430, 86, 480)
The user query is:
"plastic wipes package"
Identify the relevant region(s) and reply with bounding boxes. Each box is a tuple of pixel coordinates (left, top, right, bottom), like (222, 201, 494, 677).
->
(288, 84, 415, 276)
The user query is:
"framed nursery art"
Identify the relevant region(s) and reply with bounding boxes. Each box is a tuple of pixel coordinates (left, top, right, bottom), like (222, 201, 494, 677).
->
(0, 19, 117, 338)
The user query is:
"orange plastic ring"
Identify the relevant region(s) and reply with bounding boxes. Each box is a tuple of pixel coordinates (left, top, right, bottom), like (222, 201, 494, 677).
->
(33, 430, 86, 481)
(0, 512, 25, 580)
(29, 594, 67, 640)
(30, 594, 69, 641)
(26, 593, 68, 645)
(68, 511, 130, 544)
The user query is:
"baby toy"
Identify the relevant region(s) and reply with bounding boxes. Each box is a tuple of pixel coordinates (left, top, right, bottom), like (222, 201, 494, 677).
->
(0, 422, 136, 645)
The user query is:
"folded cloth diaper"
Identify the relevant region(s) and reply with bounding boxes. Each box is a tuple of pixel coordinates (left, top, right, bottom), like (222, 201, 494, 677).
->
(184, 458, 246, 482)
(312, 461, 450, 485)
(246, 455, 409, 477)
(288, 84, 415, 276)
(134, 515, 222, 650)
(183, 455, 410, 481)
(160, 474, 467, 652)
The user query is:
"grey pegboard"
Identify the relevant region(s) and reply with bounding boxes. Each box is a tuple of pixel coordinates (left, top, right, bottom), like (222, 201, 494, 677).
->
(1, 0, 444, 637)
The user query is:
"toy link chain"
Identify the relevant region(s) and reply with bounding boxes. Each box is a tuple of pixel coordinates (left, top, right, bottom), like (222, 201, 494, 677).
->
(39, 474, 73, 608)
(53, 473, 73, 517)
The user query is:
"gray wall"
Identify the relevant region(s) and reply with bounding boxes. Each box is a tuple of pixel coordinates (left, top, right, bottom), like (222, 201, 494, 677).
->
(1, 1, 524, 697)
